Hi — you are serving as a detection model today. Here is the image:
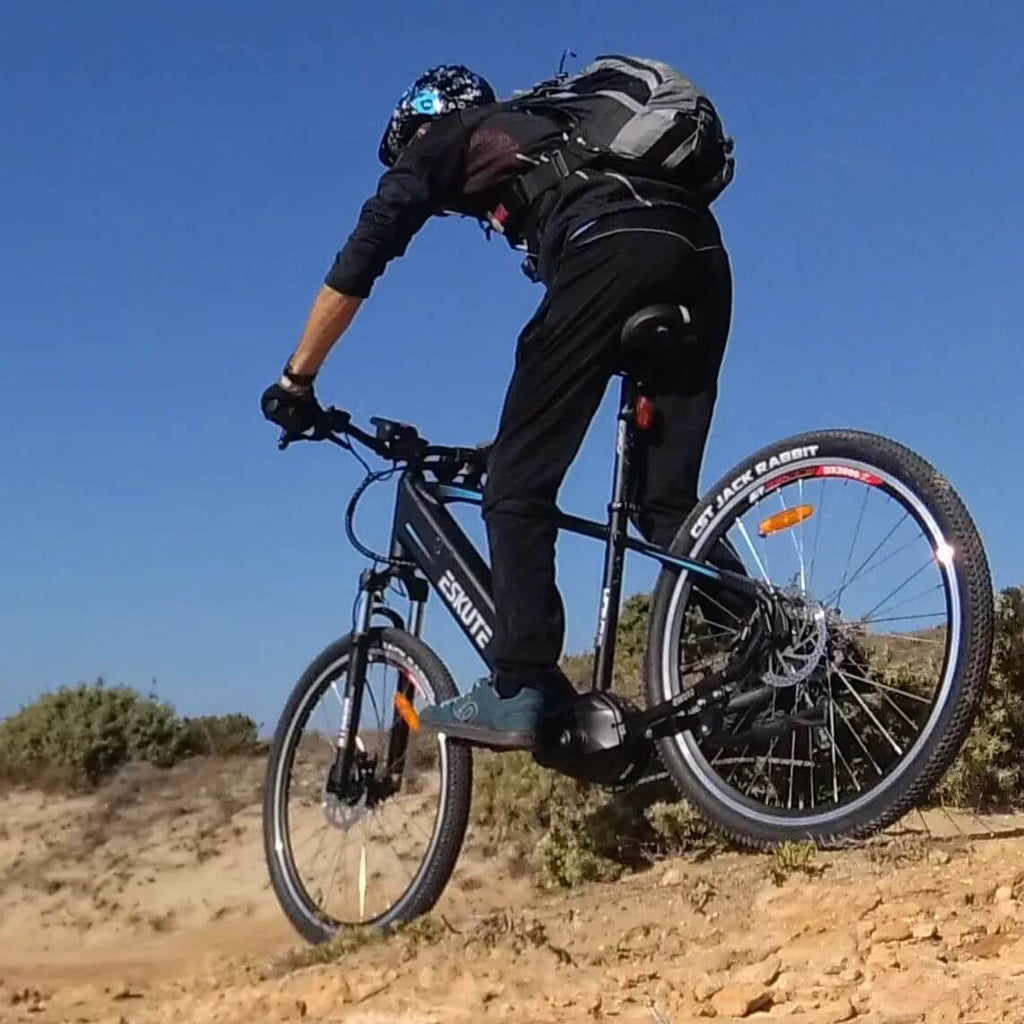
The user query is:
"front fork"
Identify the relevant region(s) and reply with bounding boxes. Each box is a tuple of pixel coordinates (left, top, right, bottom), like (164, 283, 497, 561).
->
(327, 568, 428, 802)
(327, 576, 377, 802)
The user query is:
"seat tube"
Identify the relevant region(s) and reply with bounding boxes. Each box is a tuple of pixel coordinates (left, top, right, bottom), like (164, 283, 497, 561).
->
(592, 377, 636, 691)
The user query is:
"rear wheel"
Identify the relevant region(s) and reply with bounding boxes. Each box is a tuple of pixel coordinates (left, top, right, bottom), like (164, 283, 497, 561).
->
(263, 628, 471, 942)
(646, 429, 993, 847)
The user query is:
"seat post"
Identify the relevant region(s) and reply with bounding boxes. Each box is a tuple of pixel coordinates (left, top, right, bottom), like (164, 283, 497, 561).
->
(592, 375, 637, 691)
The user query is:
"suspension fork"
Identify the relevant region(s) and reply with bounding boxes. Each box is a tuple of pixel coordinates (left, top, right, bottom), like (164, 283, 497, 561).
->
(328, 569, 378, 801)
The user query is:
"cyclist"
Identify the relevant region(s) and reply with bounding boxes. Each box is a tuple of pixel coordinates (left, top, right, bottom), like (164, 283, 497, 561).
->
(262, 62, 735, 749)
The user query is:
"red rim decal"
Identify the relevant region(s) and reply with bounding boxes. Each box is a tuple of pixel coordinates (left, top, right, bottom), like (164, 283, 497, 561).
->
(813, 465, 884, 485)
(762, 464, 883, 494)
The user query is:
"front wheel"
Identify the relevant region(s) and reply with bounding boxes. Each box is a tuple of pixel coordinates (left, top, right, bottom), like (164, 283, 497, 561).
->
(263, 628, 471, 942)
(646, 429, 993, 848)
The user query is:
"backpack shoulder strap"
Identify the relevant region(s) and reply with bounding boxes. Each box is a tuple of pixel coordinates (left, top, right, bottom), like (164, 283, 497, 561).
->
(489, 137, 598, 234)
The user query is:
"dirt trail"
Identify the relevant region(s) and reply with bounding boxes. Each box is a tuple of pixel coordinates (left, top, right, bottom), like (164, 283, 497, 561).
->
(4, 759, 1024, 1023)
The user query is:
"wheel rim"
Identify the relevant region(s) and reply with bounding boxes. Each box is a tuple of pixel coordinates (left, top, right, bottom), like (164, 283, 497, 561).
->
(269, 642, 450, 929)
(661, 455, 962, 826)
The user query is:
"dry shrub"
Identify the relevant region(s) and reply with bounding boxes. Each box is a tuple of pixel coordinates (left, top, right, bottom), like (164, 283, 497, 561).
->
(936, 587, 1024, 808)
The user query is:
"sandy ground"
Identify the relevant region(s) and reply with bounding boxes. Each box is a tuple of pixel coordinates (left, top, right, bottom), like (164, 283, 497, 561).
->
(3, 756, 1024, 1023)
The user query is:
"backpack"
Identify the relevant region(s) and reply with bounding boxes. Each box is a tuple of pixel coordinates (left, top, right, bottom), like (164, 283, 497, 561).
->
(491, 55, 735, 234)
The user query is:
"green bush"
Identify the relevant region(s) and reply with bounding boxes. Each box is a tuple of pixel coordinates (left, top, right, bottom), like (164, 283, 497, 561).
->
(180, 713, 259, 757)
(936, 586, 1024, 807)
(532, 807, 625, 889)
(0, 681, 261, 790)
(0, 681, 192, 788)
(645, 799, 721, 855)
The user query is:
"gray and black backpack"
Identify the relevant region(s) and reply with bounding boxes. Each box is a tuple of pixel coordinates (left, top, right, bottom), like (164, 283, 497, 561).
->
(491, 55, 735, 231)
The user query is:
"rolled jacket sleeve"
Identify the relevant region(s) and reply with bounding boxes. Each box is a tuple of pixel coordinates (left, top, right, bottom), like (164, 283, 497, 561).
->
(325, 114, 468, 298)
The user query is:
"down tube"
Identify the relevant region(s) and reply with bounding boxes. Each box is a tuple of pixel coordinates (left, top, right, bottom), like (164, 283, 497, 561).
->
(391, 475, 497, 671)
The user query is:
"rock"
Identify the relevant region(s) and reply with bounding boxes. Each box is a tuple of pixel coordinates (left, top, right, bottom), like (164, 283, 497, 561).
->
(855, 920, 876, 942)
(929, 849, 952, 866)
(996, 938, 1024, 976)
(688, 947, 734, 974)
(912, 922, 939, 940)
(735, 955, 781, 987)
(709, 984, 771, 1018)
(993, 899, 1021, 923)
(838, 967, 863, 984)
(865, 943, 898, 968)
(692, 973, 722, 1003)
(809, 998, 857, 1023)
(962, 932, 1013, 959)
(872, 920, 912, 943)
(932, 1001, 962, 1023)
(994, 884, 1014, 904)
(771, 971, 797, 998)
(660, 868, 684, 888)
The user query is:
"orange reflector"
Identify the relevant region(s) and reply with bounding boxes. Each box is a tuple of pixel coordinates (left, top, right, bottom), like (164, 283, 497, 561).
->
(394, 692, 420, 731)
(758, 504, 815, 537)
(635, 396, 655, 431)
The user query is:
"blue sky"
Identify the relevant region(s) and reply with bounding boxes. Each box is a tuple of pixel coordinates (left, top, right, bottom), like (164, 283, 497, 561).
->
(2, 1, 1021, 729)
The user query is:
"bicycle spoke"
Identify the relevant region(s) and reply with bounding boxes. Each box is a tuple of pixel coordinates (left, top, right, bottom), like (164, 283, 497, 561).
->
(835, 483, 870, 606)
(832, 692, 887, 772)
(839, 669, 919, 732)
(787, 729, 797, 809)
(808, 477, 827, 590)
(824, 513, 911, 605)
(776, 488, 808, 593)
(865, 611, 947, 625)
(862, 558, 933, 622)
(870, 630, 945, 646)
(691, 585, 742, 623)
(822, 718, 862, 792)
(734, 520, 771, 584)
(834, 667, 933, 704)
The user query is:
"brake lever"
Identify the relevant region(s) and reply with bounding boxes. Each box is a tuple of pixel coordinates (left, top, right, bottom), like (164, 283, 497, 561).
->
(277, 405, 346, 451)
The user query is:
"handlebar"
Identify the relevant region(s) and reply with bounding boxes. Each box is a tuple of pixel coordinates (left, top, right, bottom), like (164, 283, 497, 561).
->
(277, 406, 490, 481)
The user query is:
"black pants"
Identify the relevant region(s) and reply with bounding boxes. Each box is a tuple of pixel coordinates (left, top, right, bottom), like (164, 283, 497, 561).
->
(482, 206, 734, 691)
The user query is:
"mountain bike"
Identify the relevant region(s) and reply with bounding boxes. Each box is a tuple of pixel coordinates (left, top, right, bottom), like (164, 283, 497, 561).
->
(262, 304, 994, 943)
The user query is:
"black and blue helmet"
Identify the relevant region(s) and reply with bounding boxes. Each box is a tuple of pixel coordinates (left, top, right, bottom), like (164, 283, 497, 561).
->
(378, 64, 496, 167)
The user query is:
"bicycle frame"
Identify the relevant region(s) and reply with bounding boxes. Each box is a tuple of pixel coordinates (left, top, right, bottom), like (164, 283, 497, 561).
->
(362, 377, 759, 693)
(321, 376, 763, 800)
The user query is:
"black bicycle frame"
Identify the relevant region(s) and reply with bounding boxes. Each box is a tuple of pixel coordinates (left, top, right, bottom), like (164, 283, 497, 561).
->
(368, 377, 759, 693)
(324, 376, 763, 799)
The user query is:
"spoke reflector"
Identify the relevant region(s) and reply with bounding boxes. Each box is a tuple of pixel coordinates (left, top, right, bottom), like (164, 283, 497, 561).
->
(394, 692, 421, 731)
(759, 505, 815, 538)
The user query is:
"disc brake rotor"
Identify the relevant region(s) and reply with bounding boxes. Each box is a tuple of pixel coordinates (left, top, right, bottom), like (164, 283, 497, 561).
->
(763, 591, 828, 688)
(321, 737, 371, 832)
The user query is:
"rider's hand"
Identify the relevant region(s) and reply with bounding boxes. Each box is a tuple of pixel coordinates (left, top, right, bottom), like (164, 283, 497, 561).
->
(261, 378, 323, 436)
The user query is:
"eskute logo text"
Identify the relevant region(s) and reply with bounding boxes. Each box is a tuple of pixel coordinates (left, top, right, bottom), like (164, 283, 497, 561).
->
(439, 570, 493, 650)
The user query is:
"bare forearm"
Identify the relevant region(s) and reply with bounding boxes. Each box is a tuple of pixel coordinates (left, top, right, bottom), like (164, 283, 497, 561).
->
(287, 286, 363, 376)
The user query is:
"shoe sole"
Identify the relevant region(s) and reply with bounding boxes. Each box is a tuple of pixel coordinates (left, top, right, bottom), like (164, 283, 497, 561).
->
(419, 719, 537, 751)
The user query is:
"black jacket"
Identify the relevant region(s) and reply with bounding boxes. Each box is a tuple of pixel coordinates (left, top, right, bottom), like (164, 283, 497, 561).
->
(325, 105, 715, 295)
